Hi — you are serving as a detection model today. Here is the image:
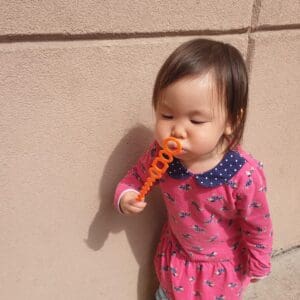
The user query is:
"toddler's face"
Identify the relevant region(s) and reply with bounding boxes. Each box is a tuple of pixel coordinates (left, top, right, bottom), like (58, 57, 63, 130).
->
(154, 72, 232, 171)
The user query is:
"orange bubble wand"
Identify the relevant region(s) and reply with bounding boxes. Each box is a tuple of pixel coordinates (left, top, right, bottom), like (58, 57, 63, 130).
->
(136, 137, 182, 201)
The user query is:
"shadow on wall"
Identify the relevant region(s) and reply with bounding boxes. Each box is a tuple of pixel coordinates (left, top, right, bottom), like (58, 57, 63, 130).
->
(86, 124, 166, 300)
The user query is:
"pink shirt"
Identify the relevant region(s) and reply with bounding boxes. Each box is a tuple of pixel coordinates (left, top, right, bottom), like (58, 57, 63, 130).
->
(114, 141, 273, 299)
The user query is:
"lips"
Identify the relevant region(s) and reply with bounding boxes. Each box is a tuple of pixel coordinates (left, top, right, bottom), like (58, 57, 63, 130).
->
(166, 140, 181, 151)
(163, 138, 187, 155)
(179, 148, 187, 154)
(173, 147, 187, 155)
(171, 145, 186, 154)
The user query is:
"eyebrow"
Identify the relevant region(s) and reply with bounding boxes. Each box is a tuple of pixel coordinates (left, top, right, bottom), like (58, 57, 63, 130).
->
(159, 102, 172, 109)
(159, 103, 210, 117)
(189, 110, 208, 116)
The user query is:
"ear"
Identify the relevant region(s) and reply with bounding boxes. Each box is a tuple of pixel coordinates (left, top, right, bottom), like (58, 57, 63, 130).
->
(224, 109, 244, 136)
(224, 121, 233, 136)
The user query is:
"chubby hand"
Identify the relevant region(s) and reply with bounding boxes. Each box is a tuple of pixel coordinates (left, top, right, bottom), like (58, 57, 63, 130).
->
(120, 191, 147, 215)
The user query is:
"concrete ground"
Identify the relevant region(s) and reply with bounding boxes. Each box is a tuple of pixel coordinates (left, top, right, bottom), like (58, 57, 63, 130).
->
(244, 247, 300, 300)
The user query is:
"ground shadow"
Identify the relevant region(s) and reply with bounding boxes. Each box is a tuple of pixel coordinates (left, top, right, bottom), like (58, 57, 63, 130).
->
(85, 124, 166, 300)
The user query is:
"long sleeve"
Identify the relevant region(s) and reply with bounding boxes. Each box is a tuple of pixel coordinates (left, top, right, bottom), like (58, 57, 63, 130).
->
(235, 163, 273, 278)
(114, 141, 160, 213)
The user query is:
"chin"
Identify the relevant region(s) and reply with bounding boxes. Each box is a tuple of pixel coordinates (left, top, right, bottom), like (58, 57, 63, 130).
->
(174, 149, 189, 159)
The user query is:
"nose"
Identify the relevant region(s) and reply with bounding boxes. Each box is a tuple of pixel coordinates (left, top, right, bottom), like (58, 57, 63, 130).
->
(171, 123, 187, 139)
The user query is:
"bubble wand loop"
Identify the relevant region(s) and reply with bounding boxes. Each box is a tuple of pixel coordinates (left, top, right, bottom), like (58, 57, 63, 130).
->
(136, 137, 182, 202)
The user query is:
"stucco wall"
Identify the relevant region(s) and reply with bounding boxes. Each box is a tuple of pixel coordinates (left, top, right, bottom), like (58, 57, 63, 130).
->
(0, 1, 299, 299)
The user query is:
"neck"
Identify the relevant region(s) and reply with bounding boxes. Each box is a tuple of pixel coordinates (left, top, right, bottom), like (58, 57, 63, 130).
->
(182, 142, 228, 174)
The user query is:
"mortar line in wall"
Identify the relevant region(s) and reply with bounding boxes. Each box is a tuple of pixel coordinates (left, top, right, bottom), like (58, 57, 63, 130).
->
(245, 0, 261, 77)
(0, 28, 250, 44)
(0, 24, 298, 44)
(245, 34, 255, 78)
(253, 23, 300, 32)
(250, 0, 262, 31)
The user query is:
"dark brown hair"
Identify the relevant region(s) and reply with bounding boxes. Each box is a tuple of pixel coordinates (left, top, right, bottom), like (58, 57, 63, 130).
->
(152, 38, 248, 151)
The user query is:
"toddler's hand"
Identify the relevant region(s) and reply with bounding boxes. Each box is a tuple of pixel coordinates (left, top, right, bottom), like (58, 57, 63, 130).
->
(120, 191, 147, 215)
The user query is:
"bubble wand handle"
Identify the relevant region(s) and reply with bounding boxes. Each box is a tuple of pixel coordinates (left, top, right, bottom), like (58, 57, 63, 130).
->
(136, 137, 182, 201)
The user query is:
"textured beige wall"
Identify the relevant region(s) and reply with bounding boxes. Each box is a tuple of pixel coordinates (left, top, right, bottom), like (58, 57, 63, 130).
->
(0, 1, 253, 35)
(0, 1, 299, 299)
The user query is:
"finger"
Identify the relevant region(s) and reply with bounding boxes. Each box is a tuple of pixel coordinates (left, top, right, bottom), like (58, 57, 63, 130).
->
(128, 199, 147, 208)
(127, 203, 147, 214)
(133, 201, 148, 208)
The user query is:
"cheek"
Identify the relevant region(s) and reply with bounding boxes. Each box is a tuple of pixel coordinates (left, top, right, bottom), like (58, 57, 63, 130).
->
(191, 133, 209, 146)
(154, 121, 169, 143)
(190, 127, 207, 140)
(190, 127, 216, 146)
(154, 122, 163, 140)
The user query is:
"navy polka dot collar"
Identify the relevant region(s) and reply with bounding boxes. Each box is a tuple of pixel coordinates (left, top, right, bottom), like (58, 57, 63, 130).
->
(167, 150, 246, 188)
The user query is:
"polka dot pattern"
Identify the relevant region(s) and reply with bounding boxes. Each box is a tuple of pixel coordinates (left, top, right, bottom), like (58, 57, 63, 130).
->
(167, 150, 246, 187)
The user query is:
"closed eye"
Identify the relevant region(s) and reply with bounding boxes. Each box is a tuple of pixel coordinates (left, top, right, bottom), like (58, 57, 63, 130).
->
(191, 120, 205, 124)
(161, 114, 173, 119)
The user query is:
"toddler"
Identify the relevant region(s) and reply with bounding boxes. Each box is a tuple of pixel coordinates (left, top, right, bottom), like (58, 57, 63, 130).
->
(114, 38, 273, 300)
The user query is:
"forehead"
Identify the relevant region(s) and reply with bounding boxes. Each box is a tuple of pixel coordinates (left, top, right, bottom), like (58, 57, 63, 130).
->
(159, 73, 222, 113)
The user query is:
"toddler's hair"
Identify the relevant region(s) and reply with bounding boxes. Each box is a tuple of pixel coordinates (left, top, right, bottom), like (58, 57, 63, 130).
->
(152, 38, 248, 151)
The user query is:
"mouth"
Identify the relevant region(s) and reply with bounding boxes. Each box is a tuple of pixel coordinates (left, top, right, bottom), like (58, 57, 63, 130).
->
(172, 146, 187, 155)
(162, 137, 187, 156)
(169, 144, 181, 151)
(165, 139, 182, 152)
(178, 148, 187, 155)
